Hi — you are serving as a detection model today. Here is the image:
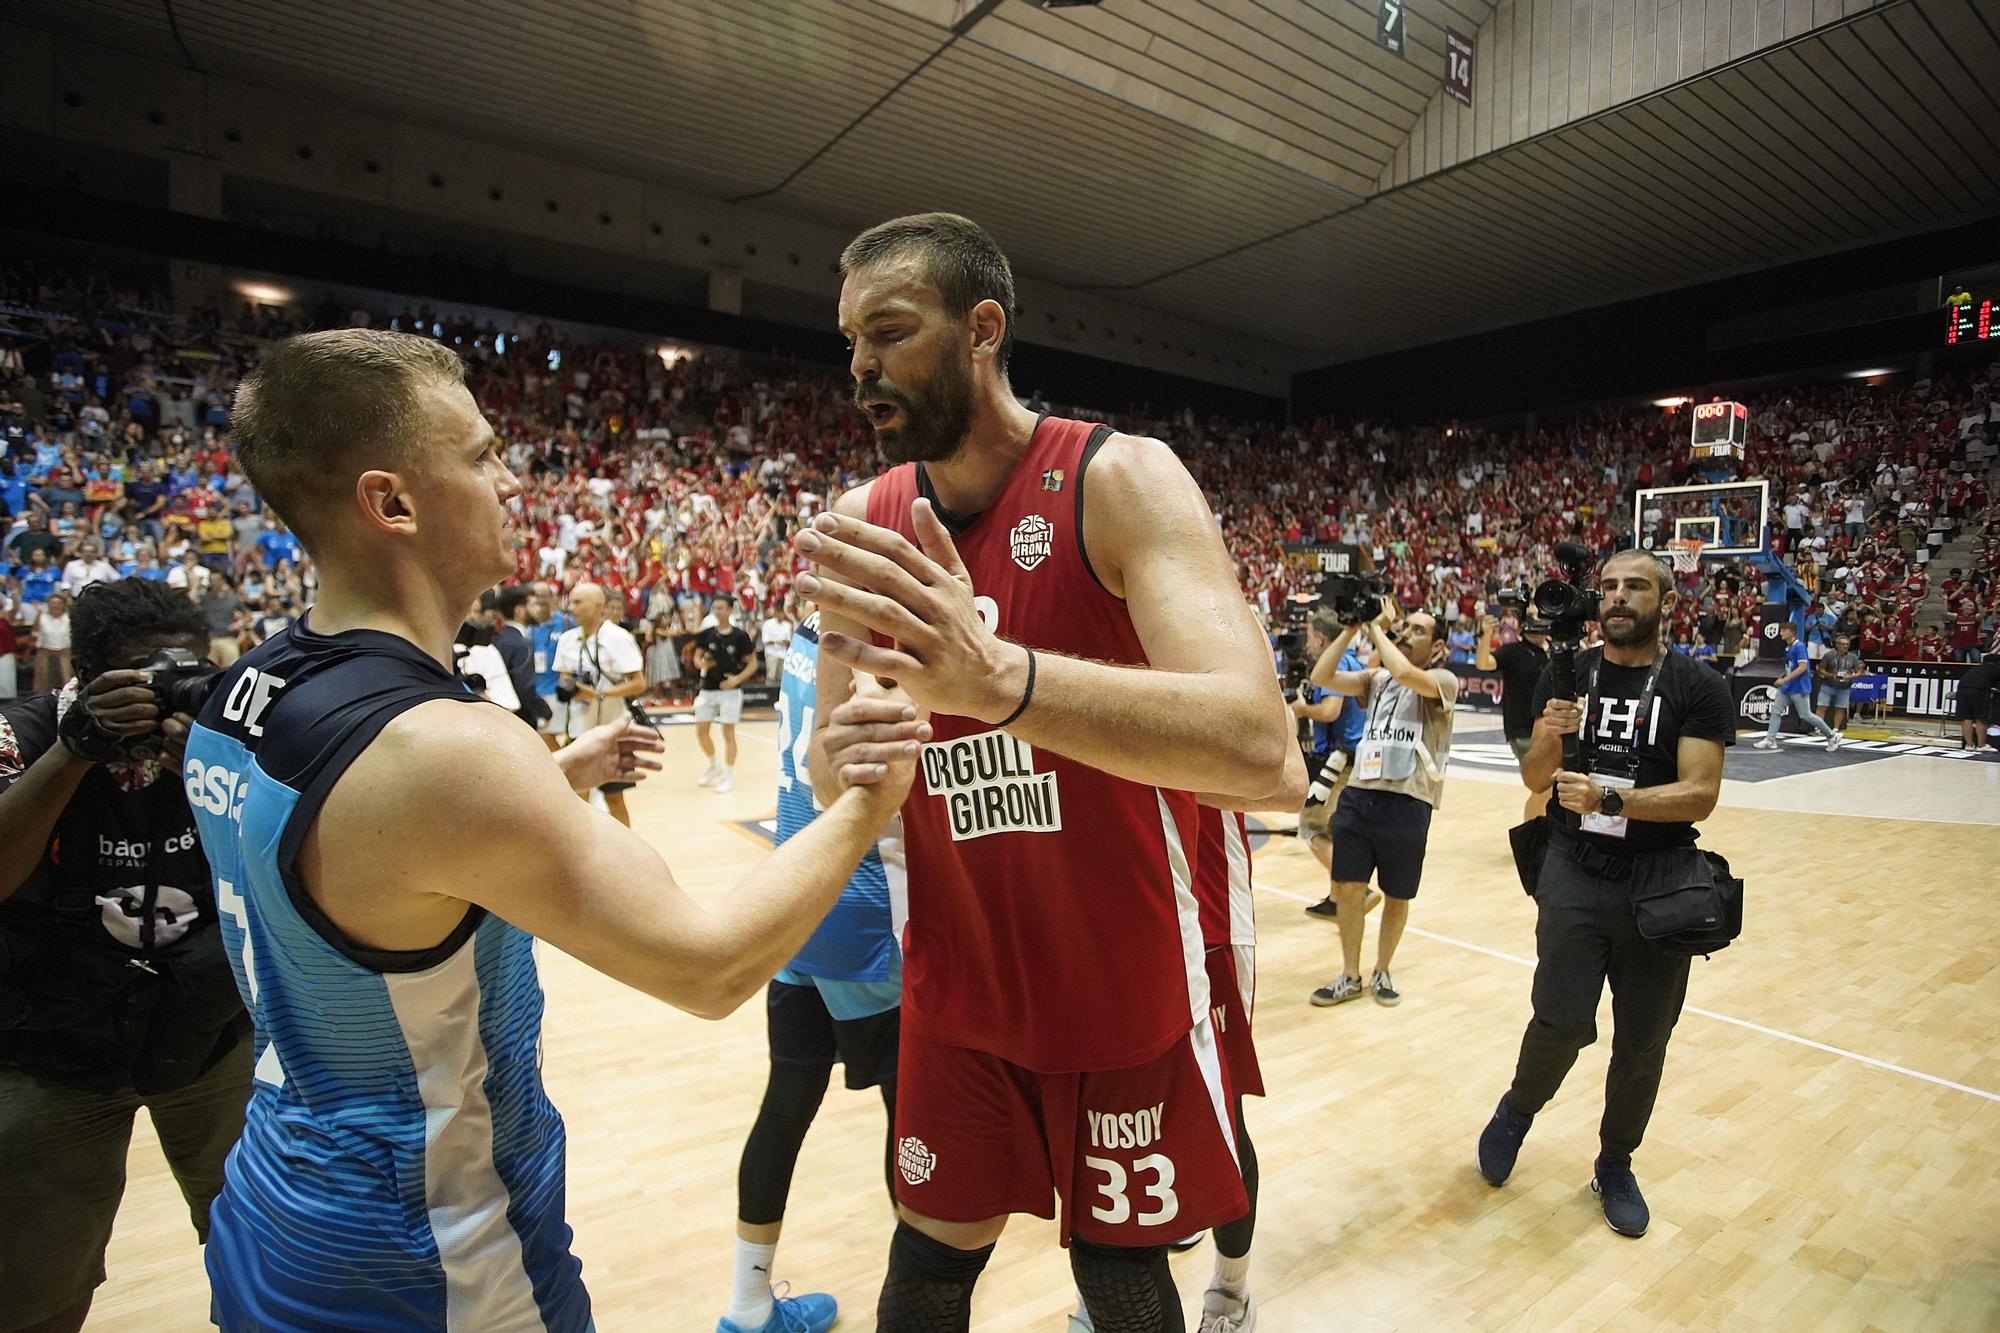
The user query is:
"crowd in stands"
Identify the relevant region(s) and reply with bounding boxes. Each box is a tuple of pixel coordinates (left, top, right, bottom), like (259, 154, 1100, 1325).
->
(4, 256, 1998, 707)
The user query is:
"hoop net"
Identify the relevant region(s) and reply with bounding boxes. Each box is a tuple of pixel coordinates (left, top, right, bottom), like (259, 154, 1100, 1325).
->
(1667, 537, 1706, 575)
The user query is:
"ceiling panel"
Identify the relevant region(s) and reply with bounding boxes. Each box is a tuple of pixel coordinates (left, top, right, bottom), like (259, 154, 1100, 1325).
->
(11, 0, 1994, 365)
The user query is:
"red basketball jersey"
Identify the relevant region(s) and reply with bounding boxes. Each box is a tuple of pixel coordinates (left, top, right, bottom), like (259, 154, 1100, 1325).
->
(1192, 808, 1256, 948)
(864, 416, 1206, 1073)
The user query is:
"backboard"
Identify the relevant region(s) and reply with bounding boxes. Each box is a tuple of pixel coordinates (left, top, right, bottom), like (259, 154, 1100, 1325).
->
(1632, 479, 1769, 558)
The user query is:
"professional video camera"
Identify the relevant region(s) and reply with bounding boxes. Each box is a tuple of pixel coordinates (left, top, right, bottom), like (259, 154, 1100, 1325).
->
(1322, 570, 1387, 626)
(1497, 540, 1600, 768)
(1273, 598, 1314, 696)
(1496, 541, 1600, 638)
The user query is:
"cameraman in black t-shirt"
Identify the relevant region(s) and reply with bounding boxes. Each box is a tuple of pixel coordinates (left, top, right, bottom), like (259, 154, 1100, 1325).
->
(1481, 614, 1551, 822)
(0, 578, 250, 1331)
(1475, 550, 1733, 1240)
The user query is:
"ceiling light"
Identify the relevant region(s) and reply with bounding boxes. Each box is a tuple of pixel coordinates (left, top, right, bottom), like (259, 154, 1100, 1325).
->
(233, 281, 293, 304)
(1845, 368, 1894, 379)
(1653, 396, 1689, 408)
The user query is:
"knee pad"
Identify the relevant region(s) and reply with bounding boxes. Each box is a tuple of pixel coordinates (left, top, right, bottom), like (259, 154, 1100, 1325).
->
(876, 1220, 993, 1333)
(1069, 1237, 1183, 1333)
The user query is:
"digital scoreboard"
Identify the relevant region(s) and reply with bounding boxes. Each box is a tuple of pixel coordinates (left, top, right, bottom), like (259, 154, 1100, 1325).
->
(1946, 298, 1994, 345)
(1691, 400, 1748, 460)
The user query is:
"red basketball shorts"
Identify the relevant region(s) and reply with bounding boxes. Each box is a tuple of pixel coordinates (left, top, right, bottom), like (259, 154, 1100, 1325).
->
(891, 1019, 1247, 1245)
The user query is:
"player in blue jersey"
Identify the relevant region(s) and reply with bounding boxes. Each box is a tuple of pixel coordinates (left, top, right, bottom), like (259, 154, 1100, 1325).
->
(181, 329, 925, 1332)
(718, 611, 904, 1333)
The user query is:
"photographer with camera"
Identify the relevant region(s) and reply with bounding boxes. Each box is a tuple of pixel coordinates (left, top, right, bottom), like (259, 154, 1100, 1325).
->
(1476, 549, 1735, 1239)
(0, 578, 249, 1333)
(1482, 608, 1553, 822)
(1305, 586, 1459, 1009)
(553, 581, 648, 826)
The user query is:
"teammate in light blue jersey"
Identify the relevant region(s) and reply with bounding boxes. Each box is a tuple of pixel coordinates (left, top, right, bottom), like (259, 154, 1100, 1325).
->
(184, 329, 923, 1331)
(717, 612, 903, 1333)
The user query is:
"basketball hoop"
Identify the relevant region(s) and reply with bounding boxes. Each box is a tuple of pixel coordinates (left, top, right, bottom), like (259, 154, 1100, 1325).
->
(1668, 537, 1705, 575)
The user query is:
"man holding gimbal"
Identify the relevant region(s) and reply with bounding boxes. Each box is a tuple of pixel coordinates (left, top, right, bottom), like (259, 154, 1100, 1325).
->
(0, 578, 250, 1333)
(1476, 550, 1733, 1238)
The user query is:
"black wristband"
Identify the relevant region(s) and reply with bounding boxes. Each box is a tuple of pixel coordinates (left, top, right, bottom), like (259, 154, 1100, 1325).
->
(995, 647, 1037, 730)
(57, 697, 123, 764)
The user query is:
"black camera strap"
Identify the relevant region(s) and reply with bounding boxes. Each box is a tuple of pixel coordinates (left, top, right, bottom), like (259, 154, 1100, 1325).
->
(1582, 649, 1666, 784)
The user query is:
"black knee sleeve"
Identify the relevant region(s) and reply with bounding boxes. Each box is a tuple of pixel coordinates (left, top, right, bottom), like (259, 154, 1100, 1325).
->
(1069, 1236, 1184, 1333)
(875, 1220, 993, 1333)
(1213, 1100, 1258, 1260)
(736, 1061, 832, 1226)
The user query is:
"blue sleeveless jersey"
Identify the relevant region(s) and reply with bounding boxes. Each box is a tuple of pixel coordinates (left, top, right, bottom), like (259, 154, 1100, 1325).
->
(183, 619, 589, 1332)
(775, 614, 901, 983)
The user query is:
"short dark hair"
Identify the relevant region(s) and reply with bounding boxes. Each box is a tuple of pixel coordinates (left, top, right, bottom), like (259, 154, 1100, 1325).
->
(1602, 549, 1673, 598)
(840, 212, 1017, 373)
(231, 329, 465, 551)
(70, 577, 206, 681)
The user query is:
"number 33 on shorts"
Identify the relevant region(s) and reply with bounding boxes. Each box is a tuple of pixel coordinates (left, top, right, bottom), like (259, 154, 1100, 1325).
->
(1084, 1152, 1177, 1226)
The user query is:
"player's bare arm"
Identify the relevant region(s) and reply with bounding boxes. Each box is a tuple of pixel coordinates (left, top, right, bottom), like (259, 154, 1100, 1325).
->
(800, 434, 1289, 798)
(1310, 621, 1375, 697)
(301, 689, 922, 1021)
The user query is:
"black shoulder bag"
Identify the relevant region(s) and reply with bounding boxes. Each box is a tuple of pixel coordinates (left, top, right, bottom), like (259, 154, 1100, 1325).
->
(1592, 654, 1744, 958)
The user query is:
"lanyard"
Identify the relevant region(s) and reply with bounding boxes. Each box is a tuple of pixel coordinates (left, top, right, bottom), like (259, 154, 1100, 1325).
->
(1582, 650, 1664, 783)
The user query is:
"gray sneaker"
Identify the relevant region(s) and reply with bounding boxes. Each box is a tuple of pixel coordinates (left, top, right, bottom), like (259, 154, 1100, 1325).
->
(1825, 732, 1843, 752)
(1371, 969, 1401, 1006)
(1197, 1288, 1257, 1332)
(1310, 974, 1364, 1006)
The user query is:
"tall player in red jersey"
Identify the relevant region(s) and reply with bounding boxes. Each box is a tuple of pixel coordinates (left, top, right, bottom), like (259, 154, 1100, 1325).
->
(798, 213, 1302, 1333)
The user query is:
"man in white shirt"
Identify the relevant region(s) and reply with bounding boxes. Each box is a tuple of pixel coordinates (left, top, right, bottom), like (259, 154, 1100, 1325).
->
(759, 609, 792, 686)
(59, 540, 119, 596)
(165, 550, 209, 598)
(552, 582, 647, 826)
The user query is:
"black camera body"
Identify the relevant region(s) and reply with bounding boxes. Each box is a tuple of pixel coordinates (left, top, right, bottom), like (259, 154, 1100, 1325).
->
(1500, 541, 1601, 770)
(126, 647, 224, 761)
(1496, 542, 1602, 639)
(1321, 571, 1387, 626)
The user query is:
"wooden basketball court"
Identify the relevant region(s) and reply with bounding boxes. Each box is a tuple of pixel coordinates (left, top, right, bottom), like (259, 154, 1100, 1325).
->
(90, 716, 2000, 1330)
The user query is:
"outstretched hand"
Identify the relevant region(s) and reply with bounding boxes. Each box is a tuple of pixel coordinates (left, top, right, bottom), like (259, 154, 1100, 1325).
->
(794, 500, 1027, 723)
(557, 714, 666, 794)
(821, 676, 929, 805)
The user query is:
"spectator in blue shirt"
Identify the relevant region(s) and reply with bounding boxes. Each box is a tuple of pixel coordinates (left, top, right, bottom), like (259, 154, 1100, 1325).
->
(1755, 622, 1842, 752)
(255, 519, 303, 569)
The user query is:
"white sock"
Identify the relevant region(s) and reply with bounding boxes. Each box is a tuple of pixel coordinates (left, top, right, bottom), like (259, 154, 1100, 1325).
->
(1070, 1294, 1094, 1330)
(1212, 1250, 1250, 1298)
(726, 1239, 776, 1327)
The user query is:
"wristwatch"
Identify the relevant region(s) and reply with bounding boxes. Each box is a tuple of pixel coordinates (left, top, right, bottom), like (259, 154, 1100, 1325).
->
(1596, 785, 1625, 817)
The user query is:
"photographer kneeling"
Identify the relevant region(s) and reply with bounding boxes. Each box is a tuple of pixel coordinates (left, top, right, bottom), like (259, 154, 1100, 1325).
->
(1476, 550, 1734, 1239)
(0, 579, 251, 1333)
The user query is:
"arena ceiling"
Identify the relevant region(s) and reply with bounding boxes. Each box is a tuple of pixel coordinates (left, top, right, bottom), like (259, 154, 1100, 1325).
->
(21, 0, 2000, 366)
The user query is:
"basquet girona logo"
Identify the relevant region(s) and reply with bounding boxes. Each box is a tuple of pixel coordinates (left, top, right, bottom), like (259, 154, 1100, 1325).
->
(1010, 514, 1053, 571)
(897, 1136, 938, 1186)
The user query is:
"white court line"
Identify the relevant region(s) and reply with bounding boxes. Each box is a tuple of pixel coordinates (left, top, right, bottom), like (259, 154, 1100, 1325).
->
(1249, 876, 2000, 1105)
(733, 720, 2000, 1103)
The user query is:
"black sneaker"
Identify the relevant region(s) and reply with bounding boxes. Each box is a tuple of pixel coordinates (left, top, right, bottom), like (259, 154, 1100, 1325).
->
(1304, 896, 1339, 919)
(1310, 974, 1364, 1006)
(1476, 1096, 1533, 1186)
(1592, 1159, 1650, 1237)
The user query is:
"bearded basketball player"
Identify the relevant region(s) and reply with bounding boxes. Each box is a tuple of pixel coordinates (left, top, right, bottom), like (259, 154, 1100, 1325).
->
(800, 214, 1304, 1333)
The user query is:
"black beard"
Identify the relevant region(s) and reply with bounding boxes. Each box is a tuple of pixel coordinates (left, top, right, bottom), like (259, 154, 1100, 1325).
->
(1601, 610, 1660, 647)
(866, 352, 975, 467)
